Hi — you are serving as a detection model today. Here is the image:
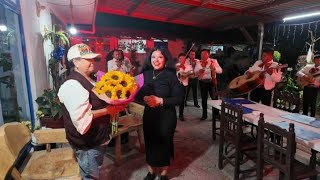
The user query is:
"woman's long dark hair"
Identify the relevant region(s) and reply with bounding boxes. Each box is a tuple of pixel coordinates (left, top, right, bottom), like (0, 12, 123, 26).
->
(141, 47, 175, 73)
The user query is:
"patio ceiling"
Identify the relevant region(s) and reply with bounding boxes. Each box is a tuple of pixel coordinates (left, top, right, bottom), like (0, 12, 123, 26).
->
(45, 0, 320, 32)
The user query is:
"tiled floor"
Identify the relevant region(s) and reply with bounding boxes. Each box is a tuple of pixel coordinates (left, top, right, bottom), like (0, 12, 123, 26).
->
(99, 101, 285, 180)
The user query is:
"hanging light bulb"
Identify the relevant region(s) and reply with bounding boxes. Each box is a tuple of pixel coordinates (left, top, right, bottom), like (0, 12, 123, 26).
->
(69, 25, 77, 35)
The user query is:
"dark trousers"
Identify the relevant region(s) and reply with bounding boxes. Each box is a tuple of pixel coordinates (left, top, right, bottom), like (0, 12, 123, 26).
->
(199, 80, 217, 117)
(179, 86, 187, 117)
(186, 78, 199, 105)
(303, 86, 318, 117)
(250, 87, 272, 106)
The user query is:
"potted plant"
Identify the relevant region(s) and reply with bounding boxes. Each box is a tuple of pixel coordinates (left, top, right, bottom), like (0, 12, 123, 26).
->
(35, 25, 70, 128)
(35, 88, 64, 128)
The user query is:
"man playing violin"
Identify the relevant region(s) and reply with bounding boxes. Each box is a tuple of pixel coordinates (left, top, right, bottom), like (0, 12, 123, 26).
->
(176, 53, 193, 121)
(194, 49, 222, 120)
(296, 54, 320, 117)
(245, 48, 282, 106)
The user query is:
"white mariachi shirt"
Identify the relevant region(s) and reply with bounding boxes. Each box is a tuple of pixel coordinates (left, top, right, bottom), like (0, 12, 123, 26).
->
(186, 58, 200, 78)
(107, 58, 133, 73)
(246, 60, 282, 90)
(177, 63, 193, 86)
(296, 64, 320, 87)
(194, 58, 222, 80)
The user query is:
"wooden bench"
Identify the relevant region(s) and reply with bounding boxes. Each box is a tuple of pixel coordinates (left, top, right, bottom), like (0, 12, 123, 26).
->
(110, 102, 145, 165)
(0, 122, 80, 180)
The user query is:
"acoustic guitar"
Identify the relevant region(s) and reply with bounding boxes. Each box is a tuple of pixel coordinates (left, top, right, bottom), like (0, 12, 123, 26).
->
(296, 73, 320, 87)
(228, 64, 288, 95)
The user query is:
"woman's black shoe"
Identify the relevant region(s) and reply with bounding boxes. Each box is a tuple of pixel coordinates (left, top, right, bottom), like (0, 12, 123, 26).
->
(159, 175, 169, 180)
(143, 172, 156, 180)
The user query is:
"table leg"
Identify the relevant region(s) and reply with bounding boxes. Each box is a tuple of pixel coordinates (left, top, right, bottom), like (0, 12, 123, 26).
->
(212, 107, 217, 140)
(137, 129, 145, 152)
(309, 149, 317, 180)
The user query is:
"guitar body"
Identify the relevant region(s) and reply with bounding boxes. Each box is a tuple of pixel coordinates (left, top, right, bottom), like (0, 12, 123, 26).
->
(296, 76, 310, 87)
(229, 64, 288, 95)
(229, 71, 265, 95)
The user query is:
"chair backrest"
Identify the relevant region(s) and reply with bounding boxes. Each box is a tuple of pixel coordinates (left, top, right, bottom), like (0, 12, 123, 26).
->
(128, 102, 145, 117)
(257, 114, 296, 176)
(273, 90, 300, 113)
(220, 101, 244, 145)
(0, 122, 31, 179)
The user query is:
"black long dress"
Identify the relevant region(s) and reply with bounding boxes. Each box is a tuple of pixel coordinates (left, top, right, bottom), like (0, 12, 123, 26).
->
(137, 69, 184, 167)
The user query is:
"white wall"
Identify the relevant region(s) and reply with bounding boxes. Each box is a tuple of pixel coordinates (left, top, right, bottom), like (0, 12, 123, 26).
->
(20, 0, 52, 122)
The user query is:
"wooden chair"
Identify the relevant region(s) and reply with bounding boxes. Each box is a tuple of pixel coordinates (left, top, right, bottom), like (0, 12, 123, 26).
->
(273, 90, 301, 113)
(212, 90, 236, 140)
(218, 101, 256, 180)
(256, 115, 319, 180)
(0, 122, 80, 180)
(108, 102, 145, 165)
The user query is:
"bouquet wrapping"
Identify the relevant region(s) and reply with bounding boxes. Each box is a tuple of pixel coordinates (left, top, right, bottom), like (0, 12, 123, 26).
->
(92, 70, 144, 134)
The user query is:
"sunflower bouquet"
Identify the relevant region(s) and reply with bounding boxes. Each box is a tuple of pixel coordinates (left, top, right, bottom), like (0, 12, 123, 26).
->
(92, 71, 144, 134)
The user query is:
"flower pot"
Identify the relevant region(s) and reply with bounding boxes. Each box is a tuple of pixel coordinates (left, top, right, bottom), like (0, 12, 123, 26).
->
(39, 116, 64, 128)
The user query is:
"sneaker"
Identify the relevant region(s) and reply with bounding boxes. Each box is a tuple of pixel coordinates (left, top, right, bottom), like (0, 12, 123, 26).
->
(159, 175, 169, 180)
(143, 172, 156, 180)
(194, 104, 200, 108)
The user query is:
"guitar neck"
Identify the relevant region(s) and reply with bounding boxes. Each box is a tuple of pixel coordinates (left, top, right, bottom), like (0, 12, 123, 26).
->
(262, 64, 288, 72)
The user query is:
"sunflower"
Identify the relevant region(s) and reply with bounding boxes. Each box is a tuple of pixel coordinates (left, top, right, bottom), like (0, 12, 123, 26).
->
(94, 70, 138, 100)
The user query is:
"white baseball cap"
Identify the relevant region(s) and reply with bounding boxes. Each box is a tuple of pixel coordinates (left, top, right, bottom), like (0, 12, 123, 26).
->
(67, 43, 100, 61)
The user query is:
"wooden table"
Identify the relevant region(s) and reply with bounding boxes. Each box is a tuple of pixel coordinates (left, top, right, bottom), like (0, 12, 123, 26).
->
(110, 114, 144, 165)
(208, 99, 320, 168)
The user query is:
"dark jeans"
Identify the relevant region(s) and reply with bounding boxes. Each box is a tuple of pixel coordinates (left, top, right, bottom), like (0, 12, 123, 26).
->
(303, 86, 318, 117)
(186, 78, 199, 105)
(179, 86, 187, 117)
(76, 145, 107, 180)
(250, 87, 272, 106)
(199, 80, 217, 117)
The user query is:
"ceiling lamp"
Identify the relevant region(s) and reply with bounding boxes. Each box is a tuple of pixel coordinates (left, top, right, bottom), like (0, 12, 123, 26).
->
(0, 4, 7, 32)
(283, 12, 320, 22)
(68, 0, 77, 35)
(69, 25, 77, 35)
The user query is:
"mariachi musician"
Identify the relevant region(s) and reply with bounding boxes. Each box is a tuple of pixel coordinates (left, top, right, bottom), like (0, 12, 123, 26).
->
(176, 53, 193, 121)
(245, 48, 282, 106)
(296, 54, 320, 117)
(194, 49, 222, 120)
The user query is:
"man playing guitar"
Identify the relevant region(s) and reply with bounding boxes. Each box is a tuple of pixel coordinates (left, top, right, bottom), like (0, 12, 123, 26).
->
(245, 48, 282, 106)
(194, 49, 222, 120)
(176, 53, 193, 121)
(296, 54, 320, 117)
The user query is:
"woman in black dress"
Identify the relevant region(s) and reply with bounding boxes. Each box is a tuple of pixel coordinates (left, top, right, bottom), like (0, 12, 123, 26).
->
(137, 47, 184, 180)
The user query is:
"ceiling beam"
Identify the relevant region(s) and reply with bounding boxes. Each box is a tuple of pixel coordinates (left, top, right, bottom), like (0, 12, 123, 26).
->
(167, 6, 198, 21)
(127, 0, 146, 16)
(97, 7, 199, 27)
(171, 0, 244, 14)
(245, 0, 293, 12)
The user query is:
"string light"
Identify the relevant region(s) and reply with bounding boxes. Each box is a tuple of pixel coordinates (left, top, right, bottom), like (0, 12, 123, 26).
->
(300, 24, 304, 35)
(286, 25, 290, 39)
(293, 25, 297, 44)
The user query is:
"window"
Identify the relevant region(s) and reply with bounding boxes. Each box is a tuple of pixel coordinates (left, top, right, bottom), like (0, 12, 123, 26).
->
(118, 39, 146, 53)
(0, 4, 30, 124)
